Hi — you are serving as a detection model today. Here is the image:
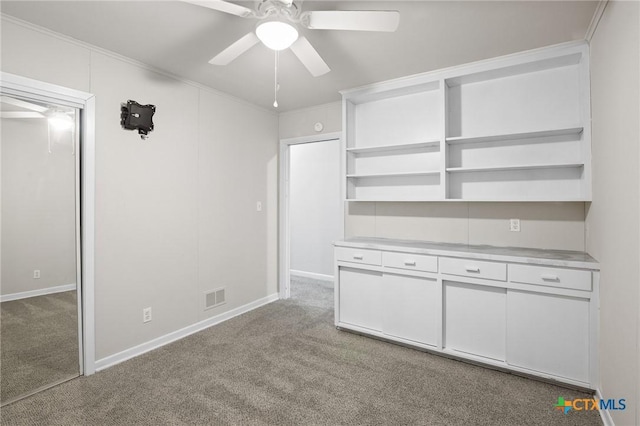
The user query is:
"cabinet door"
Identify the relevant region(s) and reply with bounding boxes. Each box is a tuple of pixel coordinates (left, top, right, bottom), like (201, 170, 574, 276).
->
(382, 273, 439, 346)
(338, 267, 383, 331)
(507, 290, 590, 383)
(444, 281, 506, 361)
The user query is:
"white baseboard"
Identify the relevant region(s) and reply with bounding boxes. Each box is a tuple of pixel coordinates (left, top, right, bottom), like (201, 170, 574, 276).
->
(290, 269, 333, 282)
(0, 283, 76, 302)
(94, 292, 280, 372)
(596, 388, 615, 426)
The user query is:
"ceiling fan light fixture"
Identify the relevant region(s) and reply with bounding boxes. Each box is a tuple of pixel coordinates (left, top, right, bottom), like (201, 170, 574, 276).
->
(48, 111, 74, 131)
(256, 21, 298, 51)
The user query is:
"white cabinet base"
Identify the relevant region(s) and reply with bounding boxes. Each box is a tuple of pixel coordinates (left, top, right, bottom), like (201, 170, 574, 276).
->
(382, 273, 439, 346)
(338, 267, 383, 331)
(335, 238, 599, 390)
(444, 281, 506, 361)
(507, 290, 590, 383)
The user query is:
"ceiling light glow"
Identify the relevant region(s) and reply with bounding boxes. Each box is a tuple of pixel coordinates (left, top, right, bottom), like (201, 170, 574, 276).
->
(48, 112, 74, 131)
(256, 21, 298, 51)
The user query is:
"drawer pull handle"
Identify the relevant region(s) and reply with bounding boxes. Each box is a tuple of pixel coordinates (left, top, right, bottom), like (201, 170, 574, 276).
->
(404, 260, 416, 266)
(353, 254, 364, 260)
(465, 266, 480, 273)
(541, 274, 560, 282)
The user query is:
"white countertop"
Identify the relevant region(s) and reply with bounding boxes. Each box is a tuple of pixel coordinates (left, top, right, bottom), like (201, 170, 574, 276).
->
(335, 237, 599, 270)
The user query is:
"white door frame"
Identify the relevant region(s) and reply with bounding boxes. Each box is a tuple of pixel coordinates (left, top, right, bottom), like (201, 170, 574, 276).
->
(1, 72, 97, 375)
(279, 132, 343, 299)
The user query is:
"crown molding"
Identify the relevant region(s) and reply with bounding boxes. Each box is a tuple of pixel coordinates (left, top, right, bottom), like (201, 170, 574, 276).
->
(585, 1, 609, 42)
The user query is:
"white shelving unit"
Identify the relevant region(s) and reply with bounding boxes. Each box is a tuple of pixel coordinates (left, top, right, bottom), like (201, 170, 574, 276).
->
(343, 80, 443, 201)
(346, 139, 439, 153)
(445, 127, 584, 145)
(341, 42, 591, 202)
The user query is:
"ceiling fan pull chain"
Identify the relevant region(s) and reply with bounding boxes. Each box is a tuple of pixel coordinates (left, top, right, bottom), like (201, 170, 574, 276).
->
(273, 50, 279, 108)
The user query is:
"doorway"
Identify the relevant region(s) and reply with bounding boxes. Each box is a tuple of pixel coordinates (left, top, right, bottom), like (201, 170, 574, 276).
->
(279, 133, 343, 300)
(0, 73, 96, 405)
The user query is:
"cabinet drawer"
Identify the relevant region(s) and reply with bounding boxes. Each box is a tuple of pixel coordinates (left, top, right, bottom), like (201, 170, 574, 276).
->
(440, 257, 506, 281)
(382, 251, 437, 273)
(509, 264, 591, 291)
(336, 247, 382, 266)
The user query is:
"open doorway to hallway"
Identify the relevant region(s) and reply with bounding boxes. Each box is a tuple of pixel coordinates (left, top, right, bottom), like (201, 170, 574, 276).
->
(279, 134, 342, 303)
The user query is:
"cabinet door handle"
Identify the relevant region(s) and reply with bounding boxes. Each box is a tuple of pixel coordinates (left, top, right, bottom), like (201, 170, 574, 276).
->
(353, 254, 364, 260)
(404, 260, 416, 266)
(541, 274, 560, 282)
(465, 266, 480, 273)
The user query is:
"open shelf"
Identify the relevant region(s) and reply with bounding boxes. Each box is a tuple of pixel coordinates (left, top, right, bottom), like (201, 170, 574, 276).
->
(347, 171, 441, 179)
(445, 127, 584, 145)
(341, 42, 591, 202)
(347, 140, 440, 154)
(446, 162, 584, 174)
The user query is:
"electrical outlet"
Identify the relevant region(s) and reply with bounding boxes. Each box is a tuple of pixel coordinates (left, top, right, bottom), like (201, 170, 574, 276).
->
(33, 269, 41, 279)
(143, 307, 152, 323)
(256, 201, 262, 212)
(509, 219, 521, 232)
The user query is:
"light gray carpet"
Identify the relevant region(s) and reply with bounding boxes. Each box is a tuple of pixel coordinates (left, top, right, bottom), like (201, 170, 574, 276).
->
(1, 290, 80, 404)
(0, 278, 601, 425)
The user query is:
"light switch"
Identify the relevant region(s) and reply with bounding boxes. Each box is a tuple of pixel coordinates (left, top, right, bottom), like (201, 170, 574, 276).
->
(257, 201, 262, 212)
(510, 219, 521, 232)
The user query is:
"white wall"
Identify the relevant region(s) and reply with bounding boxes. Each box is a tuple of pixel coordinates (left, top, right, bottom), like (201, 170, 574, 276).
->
(279, 102, 341, 140)
(1, 17, 279, 360)
(587, 1, 640, 424)
(1, 115, 76, 296)
(289, 139, 341, 277)
(197, 89, 279, 322)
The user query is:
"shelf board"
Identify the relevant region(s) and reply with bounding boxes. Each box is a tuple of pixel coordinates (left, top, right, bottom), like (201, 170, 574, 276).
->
(347, 171, 441, 179)
(445, 197, 591, 202)
(347, 197, 590, 202)
(346, 198, 445, 202)
(347, 140, 440, 154)
(446, 162, 584, 174)
(446, 127, 584, 145)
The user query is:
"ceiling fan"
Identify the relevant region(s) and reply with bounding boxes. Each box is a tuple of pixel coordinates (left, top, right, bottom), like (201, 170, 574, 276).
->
(182, 0, 400, 77)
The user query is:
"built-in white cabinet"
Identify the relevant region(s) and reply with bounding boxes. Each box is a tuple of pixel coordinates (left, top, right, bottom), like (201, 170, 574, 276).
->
(506, 289, 590, 383)
(336, 248, 440, 345)
(334, 238, 599, 389)
(341, 41, 591, 201)
(344, 82, 442, 201)
(444, 282, 506, 361)
(382, 273, 439, 346)
(338, 267, 383, 332)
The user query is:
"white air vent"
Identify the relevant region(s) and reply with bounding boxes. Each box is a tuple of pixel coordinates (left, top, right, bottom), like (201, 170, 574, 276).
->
(204, 288, 226, 310)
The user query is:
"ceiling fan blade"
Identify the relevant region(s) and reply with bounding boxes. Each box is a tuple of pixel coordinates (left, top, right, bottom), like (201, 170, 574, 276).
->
(181, 0, 254, 17)
(209, 32, 260, 65)
(290, 36, 330, 77)
(0, 96, 48, 113)
(1, 111, 45, 119)
(306, 10, 400, 32)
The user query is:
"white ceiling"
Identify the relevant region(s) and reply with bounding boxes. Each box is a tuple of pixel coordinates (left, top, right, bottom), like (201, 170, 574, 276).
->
(0, 1, 598, 112)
